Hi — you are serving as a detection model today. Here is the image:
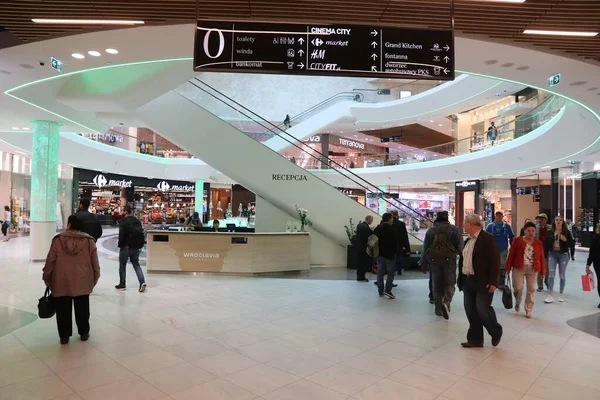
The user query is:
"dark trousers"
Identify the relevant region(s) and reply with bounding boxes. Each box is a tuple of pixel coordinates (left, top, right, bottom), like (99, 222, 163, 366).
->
(594, 264, 600, 299)
(431, 261, 456, 312)
(119, 248, 145, 286)
(55, 295, 90, 339)
(395, 254, 404, 276)
(462, 275, 503, 345)
(357, 251, 370, 280)
(377, 256, 396, 294)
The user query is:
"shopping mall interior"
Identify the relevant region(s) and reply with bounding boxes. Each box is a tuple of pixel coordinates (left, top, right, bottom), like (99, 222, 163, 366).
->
(0, 1, 600, 399)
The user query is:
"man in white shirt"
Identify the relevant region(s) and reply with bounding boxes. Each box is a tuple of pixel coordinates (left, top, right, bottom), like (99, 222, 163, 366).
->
(458, 214, 503, 348)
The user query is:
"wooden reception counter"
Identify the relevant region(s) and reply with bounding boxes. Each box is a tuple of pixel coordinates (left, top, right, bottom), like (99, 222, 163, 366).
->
(146, 230, 310, 274)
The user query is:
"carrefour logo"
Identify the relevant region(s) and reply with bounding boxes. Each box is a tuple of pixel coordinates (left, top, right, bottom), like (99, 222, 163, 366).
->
(156, 181, 194, 192)
(93, 174, 108, 188)
(157, 181, 171, 191)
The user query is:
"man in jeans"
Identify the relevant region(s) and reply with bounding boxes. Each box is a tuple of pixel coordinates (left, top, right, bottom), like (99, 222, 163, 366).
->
(485, 211, 514, 286)
(116, 206, 147, 293)
(374, 213, 397, 299)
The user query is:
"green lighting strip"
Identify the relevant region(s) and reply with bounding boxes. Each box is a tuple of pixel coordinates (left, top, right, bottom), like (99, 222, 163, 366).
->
(3, 58, 599, 172)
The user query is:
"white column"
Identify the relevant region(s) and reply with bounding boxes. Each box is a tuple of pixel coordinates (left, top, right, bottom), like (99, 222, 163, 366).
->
(30, 120, 61, 261)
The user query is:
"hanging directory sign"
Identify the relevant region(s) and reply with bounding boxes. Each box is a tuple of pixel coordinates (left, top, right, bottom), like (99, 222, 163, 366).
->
(194, 20, 454, 80)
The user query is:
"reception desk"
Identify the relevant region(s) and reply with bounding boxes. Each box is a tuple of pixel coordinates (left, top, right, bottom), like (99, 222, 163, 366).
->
(146, 230, 310, 274)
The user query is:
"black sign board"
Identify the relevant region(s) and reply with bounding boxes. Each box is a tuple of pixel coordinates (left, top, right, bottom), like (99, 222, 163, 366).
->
(76, 168, 195, 192)
(194, 20, 454, 80)
(516, 186, 540, 196)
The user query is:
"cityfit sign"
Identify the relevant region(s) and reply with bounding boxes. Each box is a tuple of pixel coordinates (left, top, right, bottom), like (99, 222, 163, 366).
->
(93, 174, 132, 189)
(272, 174, 308, 181)
(156, 181, 195, 192)
(455, 180, 478, 189)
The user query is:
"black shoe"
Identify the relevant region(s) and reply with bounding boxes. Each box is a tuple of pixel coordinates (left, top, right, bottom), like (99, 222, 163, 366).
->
(492, 335, 502, 347)
(60, 337, 69, 345)
(441, 303, 450, 320)
(461, 342, 483, 348)
(80, 334, 89, 341)
(536, 287, 543, 292)
(429, 299, 435, 304)
(139, 283, 147, 293)
(115, 284, 126, 290)
(384, 291, 396, 299)
(597, 303, 600, 309)
(571, 257, 575, 261)
(392, 283, 398, 288)
(357, 278, 369, 282)
(435, 309, 443, 317)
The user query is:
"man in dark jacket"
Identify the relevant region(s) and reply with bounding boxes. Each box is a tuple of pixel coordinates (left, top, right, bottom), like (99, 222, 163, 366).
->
(421, 211, 463, 319)
(390, 210, 411, 275)
(458, 214, 503, 348)
(75, 198, 103, 242)
(374, 213, 397, 299)
(355, 215, 374, 282)
(116, 206, 146, 293)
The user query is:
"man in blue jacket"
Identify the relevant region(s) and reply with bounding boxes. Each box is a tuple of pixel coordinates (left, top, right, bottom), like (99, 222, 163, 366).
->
(485, 211, 514, 286)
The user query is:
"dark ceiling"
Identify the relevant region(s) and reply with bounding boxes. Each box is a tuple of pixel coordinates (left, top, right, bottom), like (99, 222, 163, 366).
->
(0, 0, 598, 62)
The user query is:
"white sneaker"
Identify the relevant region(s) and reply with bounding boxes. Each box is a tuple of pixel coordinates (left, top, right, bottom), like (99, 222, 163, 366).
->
(558, 294, 565, 303)
(544, 294, 554, 304)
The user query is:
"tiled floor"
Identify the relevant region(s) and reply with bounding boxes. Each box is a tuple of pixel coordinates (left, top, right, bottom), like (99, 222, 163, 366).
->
(1, 236, 600, 400)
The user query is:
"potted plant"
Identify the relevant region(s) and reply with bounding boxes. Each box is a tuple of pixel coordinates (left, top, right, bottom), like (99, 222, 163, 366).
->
(345, 218, 359, 270)
(295, 205, 312, 232)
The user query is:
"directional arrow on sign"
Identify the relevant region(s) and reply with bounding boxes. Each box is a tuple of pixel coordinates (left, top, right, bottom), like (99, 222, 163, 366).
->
(443, 56, 450, 63)
(371, 53, 378, 60)
(443, 68, 450, 75)
(371, 41, 378, 48)
(371, 66, 377, 72)
(444, 45, 450, 51)
(298, 49, 305, 56)
(371, 30, 378, 36)
(297, 62, 305, 69)
(298, 37, 305, 44)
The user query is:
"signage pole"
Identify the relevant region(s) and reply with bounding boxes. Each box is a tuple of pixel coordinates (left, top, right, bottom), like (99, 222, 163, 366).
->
(450, 0, 455, 60)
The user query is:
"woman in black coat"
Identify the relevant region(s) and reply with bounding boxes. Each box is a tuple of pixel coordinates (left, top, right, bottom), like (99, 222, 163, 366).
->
(585, 223, 600, 308)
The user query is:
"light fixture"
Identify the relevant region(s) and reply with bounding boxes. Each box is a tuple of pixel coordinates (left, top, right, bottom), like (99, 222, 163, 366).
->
(22, 127, 30, 130)
(429, 120, 434, 123)
(71, 53, 85, 59)
(438, 124, 443, 127)
(32, 19, 144, 25)
(11, 127, 19, 130)
(518, 170, 527, 174)
(523, 29, 597, 37)
(88, 51, 101, 57)
(541, 165, 552, 169)
(105, 48, 119, 54)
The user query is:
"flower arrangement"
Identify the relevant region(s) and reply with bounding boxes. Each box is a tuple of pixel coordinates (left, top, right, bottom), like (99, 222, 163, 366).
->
(295, 205, 312, 232)
(344, 218, 357, 245)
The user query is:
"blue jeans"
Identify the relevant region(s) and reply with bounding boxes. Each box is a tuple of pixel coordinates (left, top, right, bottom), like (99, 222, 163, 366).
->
(119, 248, 145, 286)
(377, 257, 396, 294)
(547, 251, 569, 294)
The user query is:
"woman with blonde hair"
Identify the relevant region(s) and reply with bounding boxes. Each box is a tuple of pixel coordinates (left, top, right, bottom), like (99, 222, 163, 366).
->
(543, 216, 574, 304)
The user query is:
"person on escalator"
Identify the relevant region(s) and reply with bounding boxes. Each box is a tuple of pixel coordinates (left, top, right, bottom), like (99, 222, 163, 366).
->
(283, 114, 292, 130)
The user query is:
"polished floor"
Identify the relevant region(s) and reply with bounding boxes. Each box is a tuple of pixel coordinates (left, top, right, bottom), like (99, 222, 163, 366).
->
(1, 236, 600, 400)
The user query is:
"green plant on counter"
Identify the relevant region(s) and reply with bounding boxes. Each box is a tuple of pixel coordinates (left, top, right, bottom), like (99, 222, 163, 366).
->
(345, 218, 357, 245)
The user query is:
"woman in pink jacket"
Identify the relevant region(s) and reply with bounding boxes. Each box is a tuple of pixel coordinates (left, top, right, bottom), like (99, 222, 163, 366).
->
(506, 221, 546, 319)
(43, 215, 101, 344)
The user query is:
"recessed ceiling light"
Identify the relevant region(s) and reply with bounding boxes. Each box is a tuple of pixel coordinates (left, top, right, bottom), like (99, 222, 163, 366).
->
(11, 127, 19, 130)
(71, 53, 85, 59)
(88, 50, 101, 57)
(523, 29, 598, 37)
(429, 120, 434, 123)
(438, 124, 443, 127)
(518, 170, 527, 174)
(477, 0, 525, 3)
(22, 127, 30, 130)
(32, 19, 144, 25)
(541, 166, 552, 169)
(105, 48, 119, 54)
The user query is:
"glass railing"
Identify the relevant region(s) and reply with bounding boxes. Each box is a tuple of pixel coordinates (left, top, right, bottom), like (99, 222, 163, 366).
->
(181, 78, 434, 239)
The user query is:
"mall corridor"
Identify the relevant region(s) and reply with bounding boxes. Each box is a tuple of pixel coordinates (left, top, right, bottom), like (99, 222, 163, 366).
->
(1, 235, 599, 400)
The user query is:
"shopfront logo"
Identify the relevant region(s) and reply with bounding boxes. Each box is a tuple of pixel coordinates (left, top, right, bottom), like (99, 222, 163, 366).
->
(183, 252, 220, 260)
(93, 174, 132, 189)
(337, 138, 365, 150)
(456, 180, 477, 188)
(272, 174, 308, 181)
(156, 181, 195, 192)
(93, 174, 108, 188)
(157, 181, 171, 191)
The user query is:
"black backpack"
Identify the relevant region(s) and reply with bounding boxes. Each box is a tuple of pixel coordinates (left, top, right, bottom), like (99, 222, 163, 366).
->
(128, 219, 145, 249)
(426, 224, 456, 262)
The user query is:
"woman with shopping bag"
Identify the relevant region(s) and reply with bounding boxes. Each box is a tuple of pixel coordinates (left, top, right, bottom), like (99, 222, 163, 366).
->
(506, 221, 546, 319)
(585, 223, 600, 308)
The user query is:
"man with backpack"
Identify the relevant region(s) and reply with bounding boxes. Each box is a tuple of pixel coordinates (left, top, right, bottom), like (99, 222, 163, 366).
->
(485, 211, 514, 287)
(116, 205, 146, 293)
(75, 198, 103, 242)
(421, 211, 463, 319)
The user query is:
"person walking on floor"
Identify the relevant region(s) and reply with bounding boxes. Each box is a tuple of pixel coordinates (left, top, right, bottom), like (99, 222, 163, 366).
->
(421, 211, 463, 319)
(486, 211, 515, 287)
(487, 122, 498, 145)
(506, 221, 546, 318)
(115, 206, 147, 292)
(75, 198, 103, 242)
(519, 218, 532, 236)
(390, 209, 411, 277)
(544, 215, 575, 304)
(458, 214, 503, 348)
(585, 222, 600, 308)
(1, 205, 10, 242)
(535, 213, 552, 292)
(42, 215, 100, 344)
(374, 212, 398, 299)
(355, 215, 374, 282)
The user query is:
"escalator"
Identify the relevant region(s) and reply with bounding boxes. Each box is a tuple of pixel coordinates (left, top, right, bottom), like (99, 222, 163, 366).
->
(137, 78, 433, 253)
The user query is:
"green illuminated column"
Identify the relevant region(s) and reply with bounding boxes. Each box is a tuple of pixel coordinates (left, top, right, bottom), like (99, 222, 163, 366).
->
(30, 120, 61, 261)
(195, 179, 204, 222)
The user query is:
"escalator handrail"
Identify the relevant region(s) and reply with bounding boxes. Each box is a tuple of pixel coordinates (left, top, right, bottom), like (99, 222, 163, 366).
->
(279, 92, 364, 129)
(187, 78, 433, 225)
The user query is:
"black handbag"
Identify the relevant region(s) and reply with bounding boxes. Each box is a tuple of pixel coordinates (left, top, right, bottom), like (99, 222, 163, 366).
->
(502, 275, 513, 310)
(38, 287, 56, 319)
